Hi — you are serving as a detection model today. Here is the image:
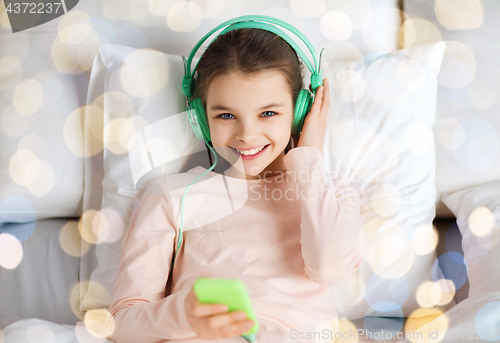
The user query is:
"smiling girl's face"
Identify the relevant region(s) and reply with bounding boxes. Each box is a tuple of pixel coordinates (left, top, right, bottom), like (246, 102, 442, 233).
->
(205, 69, 294, 180)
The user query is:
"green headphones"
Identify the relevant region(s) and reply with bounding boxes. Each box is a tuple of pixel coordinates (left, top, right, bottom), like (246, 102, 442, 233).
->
(172, 15, 323, 266)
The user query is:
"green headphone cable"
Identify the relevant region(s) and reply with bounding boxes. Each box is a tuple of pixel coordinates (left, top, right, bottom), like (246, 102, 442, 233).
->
(171, 141, 218, 268)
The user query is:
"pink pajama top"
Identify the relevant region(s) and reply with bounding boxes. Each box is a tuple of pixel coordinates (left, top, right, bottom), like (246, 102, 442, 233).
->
(106, 146, 362, 343)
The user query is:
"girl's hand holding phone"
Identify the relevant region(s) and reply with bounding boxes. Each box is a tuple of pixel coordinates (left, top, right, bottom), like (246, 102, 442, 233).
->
(294, 77, 330, 153)
(184, 287, 254, 339)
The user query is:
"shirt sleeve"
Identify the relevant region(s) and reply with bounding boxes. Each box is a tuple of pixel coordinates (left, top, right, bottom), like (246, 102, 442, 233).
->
(283, 146, 362, 286)
(105, 181, 198, 343)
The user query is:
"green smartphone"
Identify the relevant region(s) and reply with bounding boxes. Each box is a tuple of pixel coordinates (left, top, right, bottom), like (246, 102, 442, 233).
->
(193, 277, 259, 338)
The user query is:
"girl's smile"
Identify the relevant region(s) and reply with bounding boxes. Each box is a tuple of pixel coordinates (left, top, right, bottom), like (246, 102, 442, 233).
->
(230, 144, 270, 159)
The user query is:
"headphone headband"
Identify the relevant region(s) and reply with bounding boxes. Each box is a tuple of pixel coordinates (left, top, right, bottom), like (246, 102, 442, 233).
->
(181, 15, 323, 98)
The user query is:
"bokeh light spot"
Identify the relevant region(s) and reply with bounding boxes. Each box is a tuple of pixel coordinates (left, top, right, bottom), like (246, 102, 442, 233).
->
(120, 49, 170, 98)
(401, 18, 442, 49)
(79, 210, 102, 245)
(63, 107, 86, 158)
(94, 208, 125, 244)
(13, 79, 45, 116)
(51, 36, 85, 75)
(167, 1, 202, 32)
(104, 118, 136, 155)
(416, 281, 437, 308)
(336, 319, 358, 343)
(469, 206, 494, 237)
(431, 279, 455, 306)
(85, 102, 105, 157)
(84, 309, 115, 338)
(435, 0, 483, 30)
(0, 233, 23, 269)
(9, 149, 39, 187)
(411, 224, 438, 255)
(26, 159, 55, 197)
(60, 221, 91, 258)
(368, 233, 414, 279)
(320, 11, 353, 40)
(405, 308, 448, 343)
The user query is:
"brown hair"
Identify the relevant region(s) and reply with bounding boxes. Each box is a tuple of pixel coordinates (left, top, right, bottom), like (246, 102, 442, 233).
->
(194, 28, 304, 154)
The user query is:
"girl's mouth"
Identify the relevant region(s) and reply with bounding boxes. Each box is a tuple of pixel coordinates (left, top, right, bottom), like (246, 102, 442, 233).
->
(231, 144, 270, 160)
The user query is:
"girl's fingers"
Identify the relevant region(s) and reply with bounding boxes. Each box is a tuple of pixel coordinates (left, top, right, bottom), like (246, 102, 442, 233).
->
(207, 311, 247, 329)
(193, 303, 228, 317)
(310, 85, 323, 115)
(320, 78, 330, 117)
(220, 320, 254, 337)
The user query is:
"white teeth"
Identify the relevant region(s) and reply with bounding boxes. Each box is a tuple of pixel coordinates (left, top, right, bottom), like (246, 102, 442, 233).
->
(235, 145, 267, 155)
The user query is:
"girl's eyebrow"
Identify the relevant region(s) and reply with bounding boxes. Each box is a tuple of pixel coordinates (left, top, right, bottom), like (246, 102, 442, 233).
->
(210, 103, 285, 111)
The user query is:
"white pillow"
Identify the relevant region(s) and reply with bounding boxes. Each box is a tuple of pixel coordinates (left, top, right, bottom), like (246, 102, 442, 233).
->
(322, 41, 455, 319)
(402, 0, 500, 217)
(79, 44, 210, 310)
(80, 42, 453, 322)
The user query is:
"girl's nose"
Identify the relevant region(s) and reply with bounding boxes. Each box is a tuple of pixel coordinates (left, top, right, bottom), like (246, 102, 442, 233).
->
(235, 121, 260, 143)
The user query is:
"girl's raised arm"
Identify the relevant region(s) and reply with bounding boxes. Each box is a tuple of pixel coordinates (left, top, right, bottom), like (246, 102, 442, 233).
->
(105, 179, 197, 343)
(283, 146, 363, 286)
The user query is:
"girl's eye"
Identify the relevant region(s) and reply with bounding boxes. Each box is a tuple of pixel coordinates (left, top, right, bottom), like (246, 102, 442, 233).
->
(218, 113, 235, 120)
(261, 111, 277, 117)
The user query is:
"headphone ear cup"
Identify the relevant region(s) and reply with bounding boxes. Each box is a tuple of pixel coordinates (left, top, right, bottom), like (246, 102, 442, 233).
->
(293, 89, 313, 135)
(191, 97, 212, 144)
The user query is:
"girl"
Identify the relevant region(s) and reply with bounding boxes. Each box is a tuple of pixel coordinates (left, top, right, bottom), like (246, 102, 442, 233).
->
(105, 27, 362, 343)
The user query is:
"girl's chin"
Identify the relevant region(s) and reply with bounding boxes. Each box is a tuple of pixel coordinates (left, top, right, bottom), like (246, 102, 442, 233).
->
(233, 164, 263, 176)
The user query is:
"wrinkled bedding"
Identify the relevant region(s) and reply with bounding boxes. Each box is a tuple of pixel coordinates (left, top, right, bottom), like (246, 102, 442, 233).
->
(2, 292, 499, 343)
